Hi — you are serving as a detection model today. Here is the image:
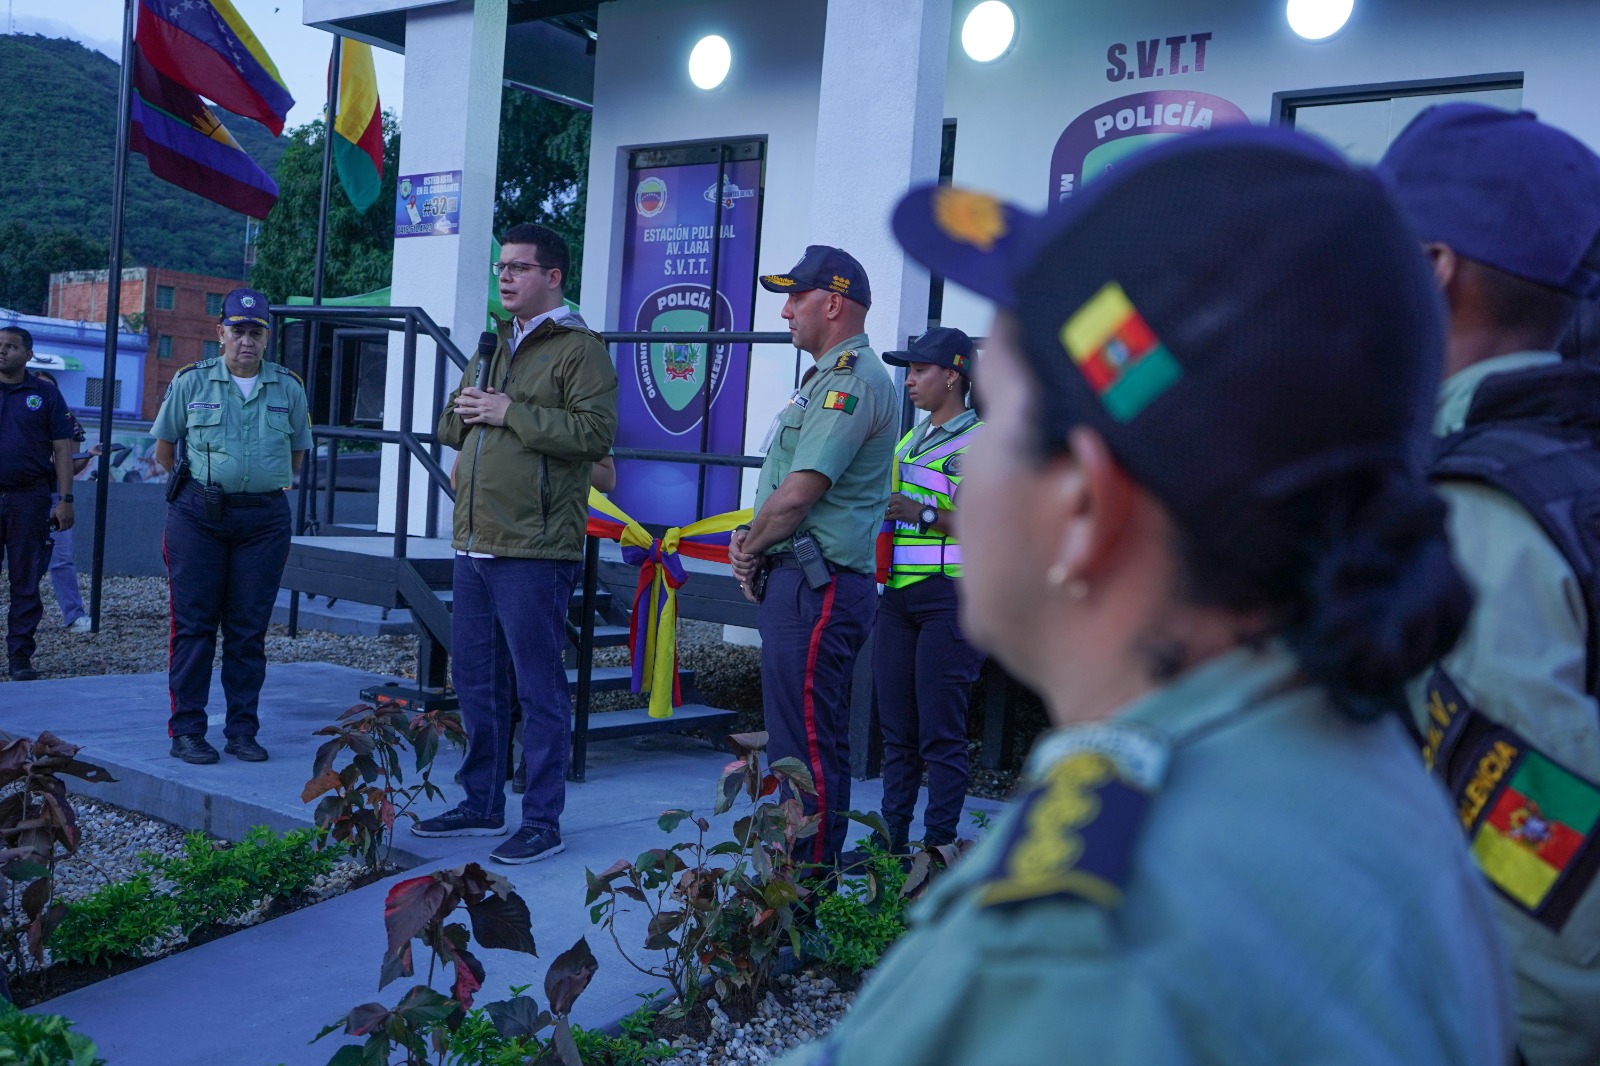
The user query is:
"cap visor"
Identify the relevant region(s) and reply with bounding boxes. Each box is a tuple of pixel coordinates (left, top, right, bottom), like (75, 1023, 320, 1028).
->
(881, 351, 913, 367)
(892, 184, 1050, 308)
(759, 274, 812, 294)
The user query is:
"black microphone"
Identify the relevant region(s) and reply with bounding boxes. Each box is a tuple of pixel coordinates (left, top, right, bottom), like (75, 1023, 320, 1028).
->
(475, 331, 497, 390)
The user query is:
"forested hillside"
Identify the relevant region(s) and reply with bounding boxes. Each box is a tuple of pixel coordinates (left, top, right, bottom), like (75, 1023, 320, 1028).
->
(0, 33, 285, 311)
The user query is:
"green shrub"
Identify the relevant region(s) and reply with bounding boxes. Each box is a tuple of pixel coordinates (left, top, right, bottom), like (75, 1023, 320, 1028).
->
(0, 1001, 102, 1066)
(48, 874, 178, 966)
(569, 998, 672, 1066)
(816, 847, 911, 974)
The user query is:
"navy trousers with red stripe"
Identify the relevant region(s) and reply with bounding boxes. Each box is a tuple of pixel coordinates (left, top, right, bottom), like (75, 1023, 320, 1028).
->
(758, 566, 876, 865)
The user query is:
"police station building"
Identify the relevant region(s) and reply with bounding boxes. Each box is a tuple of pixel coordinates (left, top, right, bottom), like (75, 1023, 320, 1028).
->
(302, 0, 1598, 529)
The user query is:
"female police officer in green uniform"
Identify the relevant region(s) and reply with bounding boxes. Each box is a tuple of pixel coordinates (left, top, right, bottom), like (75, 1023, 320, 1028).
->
(153, 288, 309, 765)
(779, 128, 1515, 1063)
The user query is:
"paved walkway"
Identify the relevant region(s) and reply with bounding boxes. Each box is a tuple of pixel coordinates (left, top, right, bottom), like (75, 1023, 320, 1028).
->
(2, 664, 1003, 1065)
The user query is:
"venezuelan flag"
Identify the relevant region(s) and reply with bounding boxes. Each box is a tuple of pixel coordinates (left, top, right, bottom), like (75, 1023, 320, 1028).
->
(129, 50, 279, 219)
(136, 0, 294, 137)
(333, 39, 383, 212)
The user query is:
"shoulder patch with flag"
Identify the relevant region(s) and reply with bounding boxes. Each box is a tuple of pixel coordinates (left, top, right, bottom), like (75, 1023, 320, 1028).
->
(1426, 669, 1600, 932)
(823, 390, 858, 414)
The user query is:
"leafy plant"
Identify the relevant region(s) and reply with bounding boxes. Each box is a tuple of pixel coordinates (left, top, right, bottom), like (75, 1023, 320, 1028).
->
(815, 844, 911, 974)
(0, 999, 103, 1065)
(567, 996, 671, 1066)
(0, 732, 114, 994)
(315, 862, 598, 1066)
(47, 874, 179, 967)
(586, 731, 845, 1018)
(302, 703, 467, 868)
(49, 826, 336, 968)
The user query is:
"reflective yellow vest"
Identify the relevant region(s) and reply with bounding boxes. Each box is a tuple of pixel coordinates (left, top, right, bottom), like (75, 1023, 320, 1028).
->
(884, 418, 983, 588)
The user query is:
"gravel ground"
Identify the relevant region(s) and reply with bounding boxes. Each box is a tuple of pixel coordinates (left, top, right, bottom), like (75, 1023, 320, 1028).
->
(665, 973, 857, 1065)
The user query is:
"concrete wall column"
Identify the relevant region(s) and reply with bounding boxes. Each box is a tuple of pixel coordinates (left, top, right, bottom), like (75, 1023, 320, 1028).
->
(808, 0, 952, 355)
(378, 0, 507, 536)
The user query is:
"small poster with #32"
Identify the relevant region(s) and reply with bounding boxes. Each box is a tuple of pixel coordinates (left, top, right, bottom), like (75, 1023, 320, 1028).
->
(394, 171, 462, 238)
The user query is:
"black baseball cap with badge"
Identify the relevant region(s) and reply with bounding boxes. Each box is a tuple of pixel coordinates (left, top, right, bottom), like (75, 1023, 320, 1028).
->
(221, 287, 272, 329)
(883, 326, 975, 377)
(890, 125, 1472, 719)
(760, 245, 872, 309)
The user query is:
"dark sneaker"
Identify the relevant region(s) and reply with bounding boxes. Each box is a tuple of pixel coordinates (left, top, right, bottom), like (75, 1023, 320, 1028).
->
(171, 735, 220, 765)
(490, 827, 564, 865)
(224, 737, 269, 762)
(411, 806, 508, 838)
(8, 662, 38, 682)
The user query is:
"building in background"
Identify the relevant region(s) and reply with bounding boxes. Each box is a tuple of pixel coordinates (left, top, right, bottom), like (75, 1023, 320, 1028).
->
(49, 267, 242, 419)
(0, 308, 148, 422)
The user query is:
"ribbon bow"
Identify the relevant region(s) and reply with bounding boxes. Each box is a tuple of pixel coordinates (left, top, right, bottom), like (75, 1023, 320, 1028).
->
(586, 488, 753, 718)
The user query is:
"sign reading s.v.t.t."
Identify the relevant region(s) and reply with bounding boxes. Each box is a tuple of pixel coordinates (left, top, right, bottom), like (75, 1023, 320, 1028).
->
(613, 145, 762, 526)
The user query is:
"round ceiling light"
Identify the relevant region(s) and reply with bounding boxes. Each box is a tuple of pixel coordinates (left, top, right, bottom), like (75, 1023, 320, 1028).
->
(1286, 0, 1354, 40)
(689, 34, 731, 90)
(961, 1, 1016, 63)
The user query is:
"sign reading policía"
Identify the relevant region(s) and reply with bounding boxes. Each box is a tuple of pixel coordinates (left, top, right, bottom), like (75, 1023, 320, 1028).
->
(394, 171, 462, 239)
(1050, 91, 1248, 205)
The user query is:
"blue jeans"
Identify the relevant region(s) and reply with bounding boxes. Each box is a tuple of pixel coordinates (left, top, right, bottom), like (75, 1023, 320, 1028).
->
(451, 554, 580, 830)
(49, 493, 84, 626)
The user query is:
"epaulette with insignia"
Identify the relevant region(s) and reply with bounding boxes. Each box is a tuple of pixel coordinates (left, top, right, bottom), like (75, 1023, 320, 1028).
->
(830, 349, 859, 373)
(980, 725, 1168, 910)
(174, 360, 209, 378)
(281, 367, 307, 389)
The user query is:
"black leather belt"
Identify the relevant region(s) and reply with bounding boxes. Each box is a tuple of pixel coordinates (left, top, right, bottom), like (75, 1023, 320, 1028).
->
(185, 482, 283, 508)
(768, 551, 862, 577)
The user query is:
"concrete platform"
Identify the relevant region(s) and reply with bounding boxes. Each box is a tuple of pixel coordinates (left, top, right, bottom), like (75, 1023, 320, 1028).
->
(270, 589, 416, 637)
(0, 664, 1004, 1065)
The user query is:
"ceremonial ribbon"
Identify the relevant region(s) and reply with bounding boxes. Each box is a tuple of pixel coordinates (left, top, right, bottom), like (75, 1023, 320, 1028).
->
(585, 489, 753, 719)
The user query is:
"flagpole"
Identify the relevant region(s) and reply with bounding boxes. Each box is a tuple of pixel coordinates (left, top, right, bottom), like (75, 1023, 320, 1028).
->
(289, 34, 340, 636)
(90, 0, 137, 635)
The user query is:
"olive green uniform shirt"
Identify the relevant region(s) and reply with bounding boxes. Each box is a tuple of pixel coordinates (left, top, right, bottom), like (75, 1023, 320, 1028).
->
(755, 334, 896, 573)
(151, 358, 311, 494)
(1415, 350, 1600, 1066)
(785, 647, 1514, 1066)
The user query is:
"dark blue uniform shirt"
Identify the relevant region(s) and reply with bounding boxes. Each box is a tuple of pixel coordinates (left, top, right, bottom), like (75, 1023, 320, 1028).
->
(0, 376, 72, 490)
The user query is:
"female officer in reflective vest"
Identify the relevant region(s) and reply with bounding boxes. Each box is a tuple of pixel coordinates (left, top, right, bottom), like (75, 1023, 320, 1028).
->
(872, 327, 985, 851)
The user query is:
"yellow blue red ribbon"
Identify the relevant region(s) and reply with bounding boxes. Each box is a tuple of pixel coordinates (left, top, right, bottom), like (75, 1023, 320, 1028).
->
(585, 489, 753, 719)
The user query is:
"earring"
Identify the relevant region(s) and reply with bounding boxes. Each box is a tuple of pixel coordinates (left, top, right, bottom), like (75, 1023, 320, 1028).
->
(1046, 562, 1067, 587)
(946, 379, 955, 392)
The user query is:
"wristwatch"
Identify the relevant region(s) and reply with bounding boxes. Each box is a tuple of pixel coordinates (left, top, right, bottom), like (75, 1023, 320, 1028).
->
(59, 494, 73, 503)
(918, 505, 938, 533)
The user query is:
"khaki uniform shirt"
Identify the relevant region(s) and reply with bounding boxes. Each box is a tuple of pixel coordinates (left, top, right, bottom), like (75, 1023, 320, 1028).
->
(784, 647, 1514, 1066)
(1415, 350, 1600, 1066)
(152, 358, 311, 494)
(755, 334, 896, 573)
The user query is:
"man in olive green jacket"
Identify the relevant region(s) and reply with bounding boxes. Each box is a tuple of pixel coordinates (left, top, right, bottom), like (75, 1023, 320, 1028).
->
(413, 223, 618, 866)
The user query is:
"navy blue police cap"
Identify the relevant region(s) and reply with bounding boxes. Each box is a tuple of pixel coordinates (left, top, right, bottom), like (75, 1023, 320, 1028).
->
(889, 124, 1446, 552)
(760, 245, 872, 308)
(1377, 104, 1600, 298)
(883, 326, 975, 376)
(221, 288, 271, 328)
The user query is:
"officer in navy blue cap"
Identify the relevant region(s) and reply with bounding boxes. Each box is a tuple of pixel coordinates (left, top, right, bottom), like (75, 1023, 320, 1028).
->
(730, 244, 896, 867)
(776, 127, 1514, 1064)
(1381, 104, 1600, 1066)
(861, 326, 985, 856)
(152, 287, 310, 765)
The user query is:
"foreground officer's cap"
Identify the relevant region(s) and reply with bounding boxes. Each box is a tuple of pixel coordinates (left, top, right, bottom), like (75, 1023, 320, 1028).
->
(221, 288, 271, 329)
(1377, 105, 1600, 298)
(759, 245, 872, 308)
(890, 125, 1444, 541)
(883, 326, 975, 376)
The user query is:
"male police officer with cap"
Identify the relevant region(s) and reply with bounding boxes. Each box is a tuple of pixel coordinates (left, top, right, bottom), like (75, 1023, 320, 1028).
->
(1381, 105, 1600, 1066)
(153, 288, 310, 765)
(0, 326, 76, 682)
(729, 245, 897, 867)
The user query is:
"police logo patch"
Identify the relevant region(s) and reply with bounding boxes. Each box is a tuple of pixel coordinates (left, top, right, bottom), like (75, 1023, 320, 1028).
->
(241, 296, 256, 308)
(25, 394, 41, 410)
(944, 453, 964, 476)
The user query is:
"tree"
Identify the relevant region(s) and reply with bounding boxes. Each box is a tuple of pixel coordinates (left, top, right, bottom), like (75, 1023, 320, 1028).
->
(0, 222, 111, 315)
(250, 113, 402, 304)
(250, 88, 591, 305)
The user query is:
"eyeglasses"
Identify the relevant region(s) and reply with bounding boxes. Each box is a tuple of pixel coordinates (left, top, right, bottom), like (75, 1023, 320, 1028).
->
(491, 261, 557, 278)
